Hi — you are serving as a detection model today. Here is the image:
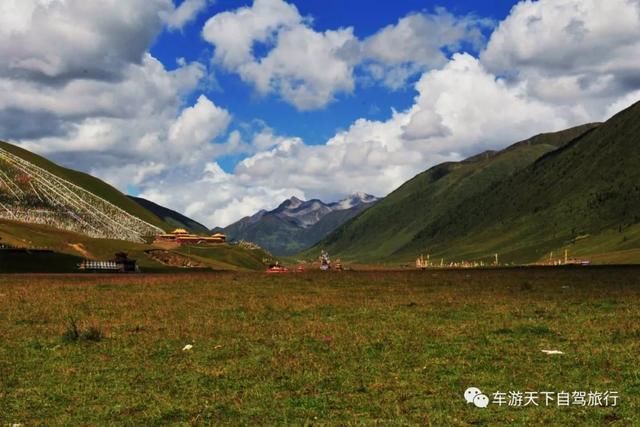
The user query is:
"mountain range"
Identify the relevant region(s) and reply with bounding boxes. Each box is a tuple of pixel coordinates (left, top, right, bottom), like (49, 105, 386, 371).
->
(216, 193, 379, 255)
(306, 100, 640, 264)
(2, 99, 640, 267)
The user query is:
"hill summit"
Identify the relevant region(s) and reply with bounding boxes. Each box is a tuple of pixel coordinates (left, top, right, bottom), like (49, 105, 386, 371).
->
(219, 193, 379, 255)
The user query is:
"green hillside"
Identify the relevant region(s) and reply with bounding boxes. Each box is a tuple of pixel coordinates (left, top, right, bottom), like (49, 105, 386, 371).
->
(0, 219, 271, 273)
(0, 141, 273, 272)
(128, 196, 210, 234)
(0, 140, 167, 231)
(403, 101, 640, 264)
(225, 214, 304, 255)
(175, 244, 271, 271)
(309, 123, 600, 262)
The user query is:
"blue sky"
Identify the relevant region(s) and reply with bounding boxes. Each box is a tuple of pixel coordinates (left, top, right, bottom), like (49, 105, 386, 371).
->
(2, 0, 640, 226)
(150, 0, 516, 172)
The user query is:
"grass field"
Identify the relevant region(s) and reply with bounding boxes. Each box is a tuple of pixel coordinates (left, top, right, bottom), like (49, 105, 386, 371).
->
(1, 267, 639, 425)
(0, 219, 273, 273)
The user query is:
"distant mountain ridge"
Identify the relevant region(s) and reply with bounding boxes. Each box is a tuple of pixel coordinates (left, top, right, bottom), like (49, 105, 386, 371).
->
(218, 193, 380, 255)
(128, 196, 210, 234)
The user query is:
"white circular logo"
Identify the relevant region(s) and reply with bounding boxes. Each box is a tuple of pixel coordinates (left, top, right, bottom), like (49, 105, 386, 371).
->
(473, 393, 489, 408)
(464, 387, 482, 404)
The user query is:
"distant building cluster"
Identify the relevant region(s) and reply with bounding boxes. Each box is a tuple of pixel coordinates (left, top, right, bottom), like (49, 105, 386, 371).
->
(154, 228, 226, 246)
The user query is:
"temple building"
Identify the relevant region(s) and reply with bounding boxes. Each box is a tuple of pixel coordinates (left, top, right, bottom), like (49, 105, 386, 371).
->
(154, 228, 226, 246)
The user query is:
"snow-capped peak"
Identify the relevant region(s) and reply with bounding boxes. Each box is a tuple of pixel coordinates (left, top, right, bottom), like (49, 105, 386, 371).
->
(335, 192, 378, 210)
(285, 196, 303, 209)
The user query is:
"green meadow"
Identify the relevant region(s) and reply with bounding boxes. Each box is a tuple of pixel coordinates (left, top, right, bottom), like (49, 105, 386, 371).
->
(1, 267, 638, 425)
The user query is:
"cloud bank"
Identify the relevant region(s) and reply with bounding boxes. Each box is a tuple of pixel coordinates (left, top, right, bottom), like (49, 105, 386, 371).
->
(2, 0, 640, 227)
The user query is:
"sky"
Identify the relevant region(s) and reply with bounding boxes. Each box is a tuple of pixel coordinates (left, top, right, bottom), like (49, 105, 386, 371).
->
(1, 0, 640, 227)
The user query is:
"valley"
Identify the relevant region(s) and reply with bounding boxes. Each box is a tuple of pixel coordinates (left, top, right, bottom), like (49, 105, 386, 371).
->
(2, 1, 639, 426)
(310, 102, 640, 265)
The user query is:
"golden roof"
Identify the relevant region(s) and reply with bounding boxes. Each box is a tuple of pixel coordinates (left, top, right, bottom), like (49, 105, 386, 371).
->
(171, 228, 189, 234)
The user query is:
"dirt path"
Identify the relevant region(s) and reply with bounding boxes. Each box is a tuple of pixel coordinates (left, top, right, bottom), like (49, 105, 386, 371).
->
(67, 243, 92, 259)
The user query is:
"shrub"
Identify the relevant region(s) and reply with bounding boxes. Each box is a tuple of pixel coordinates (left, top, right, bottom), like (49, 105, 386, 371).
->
(62, 316, 81, 343)
(61, 317, 104, 343)
(82, 326, 104, 342)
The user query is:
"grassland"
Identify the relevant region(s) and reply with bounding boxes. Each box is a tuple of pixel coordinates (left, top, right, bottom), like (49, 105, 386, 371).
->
(0, 219, 272, 273)
(1, 267, 639, 425)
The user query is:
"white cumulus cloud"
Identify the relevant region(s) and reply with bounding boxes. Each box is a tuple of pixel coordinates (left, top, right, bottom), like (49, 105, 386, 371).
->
(203, 0, 356, 110)
(168, 95, 231, 151)
(202, 0, 301, 69)
(229, 53, 577, 207)
(165, 0, 212, 30)
(3, 0, 640, 229)
(0, 0, 173, 83)
(201, 0, 488, 109)
(361, 9, 493, 89)
(481, 0, 640, 117)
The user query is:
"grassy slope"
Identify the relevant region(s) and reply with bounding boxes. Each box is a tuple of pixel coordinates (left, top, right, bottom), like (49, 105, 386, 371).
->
(225, 214, 302, 255)
(0, 220, 269, 272)
(175, 245, 272, 271)
(298, 204, 376, 250)
(402, 101, 640, 264)
(310, 123, 599, 262)
(128, 196, 210, 234)
(0, 142, 272, 272)
(0, 141, 167, 231)
(0, 219, 160, 271)
(1, 268, 639, 425)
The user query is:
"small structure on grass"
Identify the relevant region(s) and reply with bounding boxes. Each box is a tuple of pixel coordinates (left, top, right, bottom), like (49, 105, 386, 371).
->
(319, 250, 331, 271)
(416, 254, 429, 269)
(266, 261, 288, 273)
(78, 252, 139, 273)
